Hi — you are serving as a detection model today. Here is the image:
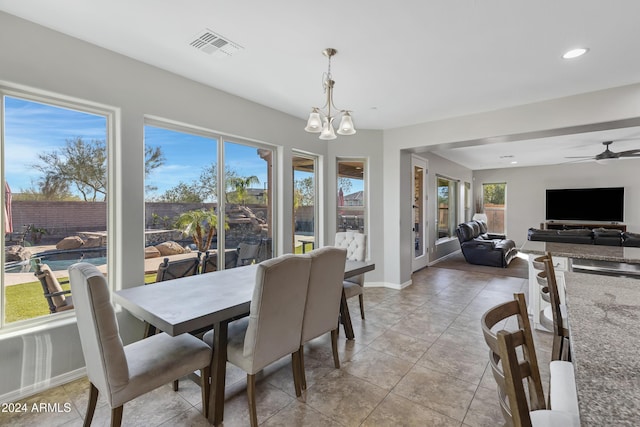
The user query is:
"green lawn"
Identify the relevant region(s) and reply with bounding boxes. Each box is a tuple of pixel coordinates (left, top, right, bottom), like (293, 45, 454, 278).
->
(6, 274, 157, 323)
(5, 279, 70, 323)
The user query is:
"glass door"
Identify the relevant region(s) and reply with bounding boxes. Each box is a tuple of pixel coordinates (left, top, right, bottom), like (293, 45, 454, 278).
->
(412, 155, 428, 271)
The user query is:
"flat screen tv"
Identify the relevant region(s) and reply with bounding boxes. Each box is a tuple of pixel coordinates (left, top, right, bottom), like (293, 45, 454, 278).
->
(545, 187, 624, 222)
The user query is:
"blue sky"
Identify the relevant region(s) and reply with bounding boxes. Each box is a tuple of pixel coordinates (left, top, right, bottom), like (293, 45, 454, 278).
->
(4, 96, 269, 199)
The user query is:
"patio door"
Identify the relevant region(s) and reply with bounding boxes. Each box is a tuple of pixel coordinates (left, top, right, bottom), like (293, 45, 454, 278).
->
(412, 155, 429, 271)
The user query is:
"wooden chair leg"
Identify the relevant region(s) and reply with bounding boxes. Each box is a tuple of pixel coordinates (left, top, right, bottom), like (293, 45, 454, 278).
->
(298, 345, 307, 390)
(111, 406, 123, 427)
(247, 374, 258, 427)
(358, 294, 365, 319)
(331, 328, 340, 368)
(200, 366, 210, 419)
(291, 348, 303, 397)
(173, 379, 179, 392)
(84, 383, 99, 427)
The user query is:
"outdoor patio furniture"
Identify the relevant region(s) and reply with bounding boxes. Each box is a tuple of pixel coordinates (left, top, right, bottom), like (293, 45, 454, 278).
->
(34, 262, 74, 314)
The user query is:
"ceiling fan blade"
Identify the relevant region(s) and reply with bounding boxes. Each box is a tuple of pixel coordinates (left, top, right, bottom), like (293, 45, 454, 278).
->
(616, 149, 640, 157)
(564, 156, 595, 159)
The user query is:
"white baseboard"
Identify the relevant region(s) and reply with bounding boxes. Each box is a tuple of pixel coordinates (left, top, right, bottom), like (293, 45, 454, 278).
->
(0, 367, 86, 404)
(364, 280, 412, 290)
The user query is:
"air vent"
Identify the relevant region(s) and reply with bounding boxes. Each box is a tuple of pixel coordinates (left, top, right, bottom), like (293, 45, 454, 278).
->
(189, 29, 243, 57)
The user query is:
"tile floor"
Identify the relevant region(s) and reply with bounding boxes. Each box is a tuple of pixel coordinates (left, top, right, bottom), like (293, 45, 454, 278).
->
(0, 264, 555, 426)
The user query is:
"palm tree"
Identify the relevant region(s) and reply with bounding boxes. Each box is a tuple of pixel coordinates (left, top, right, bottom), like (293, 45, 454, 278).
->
(175, 208, 227, 252)
(227, 175, 260, 205)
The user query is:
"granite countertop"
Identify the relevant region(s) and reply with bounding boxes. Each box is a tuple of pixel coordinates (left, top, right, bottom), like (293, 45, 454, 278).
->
(564, 272, 640, 426)
(520, 240, 640, 264)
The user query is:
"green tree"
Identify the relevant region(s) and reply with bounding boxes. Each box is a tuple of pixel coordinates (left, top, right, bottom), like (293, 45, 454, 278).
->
(226, 175, 260, 205)
(483, 183, 506, 205)
(294, 177, 314, 208)
(197, 164, 239, 202)
(156, 182, 203, 203)
(33, 137, 164, 201)
(175, 208, 227, 252)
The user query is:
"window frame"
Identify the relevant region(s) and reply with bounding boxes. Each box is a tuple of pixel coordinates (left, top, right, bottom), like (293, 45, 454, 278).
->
(435, 174, 459, 243)
(336, 157, 368, 237)
(0, 83, 117, 332)
(292, 151, 319, 253)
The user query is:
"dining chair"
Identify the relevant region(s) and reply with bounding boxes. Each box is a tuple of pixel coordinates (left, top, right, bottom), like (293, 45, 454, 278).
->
(334, 231, 367, 319)
(69, 262, 212, 427)
(203, 254, 311, 427)
(533, 252, 570, 361)
(155, 254, 201, 282)
(236, 241, 261, 266)
(201, 249, 238, 273)
(294, 246, 347, 396)
(147, 254, 205, 391)
(481, 293, 579, 426)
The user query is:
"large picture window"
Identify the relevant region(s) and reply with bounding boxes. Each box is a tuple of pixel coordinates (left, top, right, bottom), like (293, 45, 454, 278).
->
(2, 92, 110, 326)
(143, 121, 274, 283)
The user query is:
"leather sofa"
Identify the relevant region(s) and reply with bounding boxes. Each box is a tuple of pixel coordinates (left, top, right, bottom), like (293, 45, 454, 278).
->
(455, 220, 518, 268)
(527, 228, 640, 247)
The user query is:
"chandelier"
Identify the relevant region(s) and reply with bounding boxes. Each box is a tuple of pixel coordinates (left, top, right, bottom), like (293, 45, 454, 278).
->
(304, 48, 356, 140)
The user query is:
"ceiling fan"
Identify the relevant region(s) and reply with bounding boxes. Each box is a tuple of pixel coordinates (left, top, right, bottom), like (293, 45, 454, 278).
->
(566, 141, 640, 161)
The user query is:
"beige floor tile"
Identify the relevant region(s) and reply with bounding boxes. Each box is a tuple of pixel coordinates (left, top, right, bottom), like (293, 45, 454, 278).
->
(362, 393, 460, 427)
(393, 364, 478, 422)
(341, 347, 414, 390)
(303, 369, 388, 427)
(261, 399, 343, 426)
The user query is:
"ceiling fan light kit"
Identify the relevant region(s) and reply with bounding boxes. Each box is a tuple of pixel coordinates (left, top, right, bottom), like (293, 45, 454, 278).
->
(304, 48, 356, 140)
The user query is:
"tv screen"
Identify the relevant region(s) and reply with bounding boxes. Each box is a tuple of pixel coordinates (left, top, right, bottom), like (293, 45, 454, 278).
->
(545, 187, 624, 222)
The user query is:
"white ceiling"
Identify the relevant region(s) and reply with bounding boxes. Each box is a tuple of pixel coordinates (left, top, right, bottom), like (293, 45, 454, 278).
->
(2, 0, 640, 169)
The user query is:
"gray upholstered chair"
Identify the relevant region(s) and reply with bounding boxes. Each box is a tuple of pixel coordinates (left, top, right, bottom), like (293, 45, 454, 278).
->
(203, 254, 311, 427)
(69, 262, 212, 427)
(334, 231, 367, 319)
(295, 246, 347, 395)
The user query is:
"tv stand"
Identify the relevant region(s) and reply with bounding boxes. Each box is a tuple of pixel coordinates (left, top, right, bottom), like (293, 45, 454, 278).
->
(543, 221, 626, 232)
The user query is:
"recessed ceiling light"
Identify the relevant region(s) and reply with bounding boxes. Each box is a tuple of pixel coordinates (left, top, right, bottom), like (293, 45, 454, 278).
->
(562, 48, 589, 59)
(510, 161, 518, 164)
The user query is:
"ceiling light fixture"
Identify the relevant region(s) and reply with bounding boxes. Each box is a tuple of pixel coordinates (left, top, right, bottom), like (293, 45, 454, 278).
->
(304, 48, 356, 140)
(562, 48, 589, 59)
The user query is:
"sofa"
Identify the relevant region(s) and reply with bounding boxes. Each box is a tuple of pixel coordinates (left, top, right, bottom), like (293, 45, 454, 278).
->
(528, 228, 640, 247)
(455, 220, 518, 268)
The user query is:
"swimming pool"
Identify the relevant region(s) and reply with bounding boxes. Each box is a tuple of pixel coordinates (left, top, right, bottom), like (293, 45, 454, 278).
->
(5, 248, 107, 274)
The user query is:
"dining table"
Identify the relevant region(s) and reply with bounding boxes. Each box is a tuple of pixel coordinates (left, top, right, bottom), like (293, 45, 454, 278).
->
(113, 258, 375, 425)
(564, 271, 640, 426)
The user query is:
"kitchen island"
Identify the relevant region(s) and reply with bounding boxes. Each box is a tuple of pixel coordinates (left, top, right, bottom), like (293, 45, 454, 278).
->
(520, 240, 640, 330)
(564, 271, 640, 426)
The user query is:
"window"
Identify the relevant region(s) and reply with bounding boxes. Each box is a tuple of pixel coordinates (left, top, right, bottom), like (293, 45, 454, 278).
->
(2, 91, 110, 326)
(463, 182, 472, 222)
(293, 154, 317, 254)
(436, 176, 458, 240)
(143, 122, 275, 281)
(483, 182, 506, 234)
(337, 160, 366, 233)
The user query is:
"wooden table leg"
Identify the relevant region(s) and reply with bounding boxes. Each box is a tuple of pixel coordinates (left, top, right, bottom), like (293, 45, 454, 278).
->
(208, 320, 229, 425)
(340, 290, 355, 340)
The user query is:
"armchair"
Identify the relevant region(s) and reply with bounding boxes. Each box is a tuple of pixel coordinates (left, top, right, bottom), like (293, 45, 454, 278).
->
(455, 220, 517, 268)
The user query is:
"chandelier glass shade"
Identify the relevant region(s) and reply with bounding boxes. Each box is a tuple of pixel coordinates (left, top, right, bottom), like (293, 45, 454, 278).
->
(304, 48, 356, 140)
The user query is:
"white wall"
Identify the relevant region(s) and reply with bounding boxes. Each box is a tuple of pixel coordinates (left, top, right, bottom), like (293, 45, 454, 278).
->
(474, 161, 640, 246)
(0, 11, 383, 401)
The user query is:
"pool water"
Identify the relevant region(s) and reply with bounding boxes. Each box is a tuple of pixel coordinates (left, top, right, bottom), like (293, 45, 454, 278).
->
(5, 248, 107, 274)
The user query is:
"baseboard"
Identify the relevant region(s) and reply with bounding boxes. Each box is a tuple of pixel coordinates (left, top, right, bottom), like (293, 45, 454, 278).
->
(428, 249, 462, 266)
(0, 367, 86, 404)
(364, 280, 412, 290)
